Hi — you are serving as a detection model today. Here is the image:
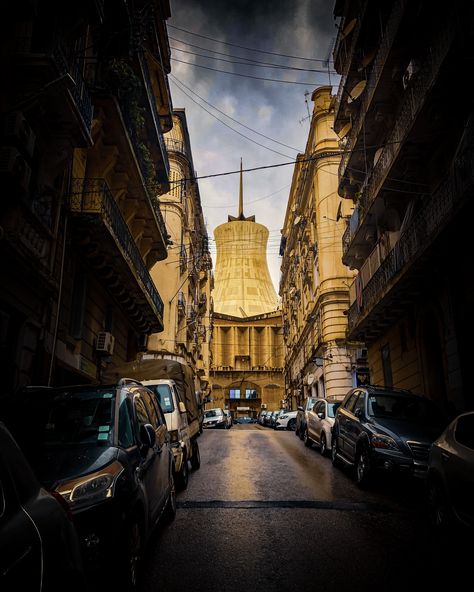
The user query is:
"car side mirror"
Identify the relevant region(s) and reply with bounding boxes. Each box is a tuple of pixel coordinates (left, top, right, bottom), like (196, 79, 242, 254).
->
(317, 412, 325, 419)
(139, 423, 156, 449)
(355, 408, 364, 419)
(297, 406, 304, 412)
(178, 401, 186, 414)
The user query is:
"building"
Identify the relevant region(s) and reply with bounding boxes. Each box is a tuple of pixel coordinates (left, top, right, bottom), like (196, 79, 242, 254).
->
(210, 165, 284, 416)
(333, 0, 474, 413)
(0, 0, 173, 389)
(147, 109, 213, 399)
(279, 86, 363, 409)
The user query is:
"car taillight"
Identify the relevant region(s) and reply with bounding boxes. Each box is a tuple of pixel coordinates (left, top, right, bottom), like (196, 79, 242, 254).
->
(50, 490, 74, 521)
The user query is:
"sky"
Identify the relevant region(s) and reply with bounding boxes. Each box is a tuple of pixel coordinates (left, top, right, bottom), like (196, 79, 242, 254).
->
(167, 0, 339, 292)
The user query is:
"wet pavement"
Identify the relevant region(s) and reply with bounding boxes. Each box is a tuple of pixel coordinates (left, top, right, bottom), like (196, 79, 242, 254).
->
(139, 426, 471, 592)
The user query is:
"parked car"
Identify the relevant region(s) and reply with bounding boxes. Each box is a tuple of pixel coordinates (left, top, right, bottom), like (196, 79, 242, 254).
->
(427, 410, 474, 529)
(296, 396, 318, 439)
(331, 386, 447, 487)
(203, 408, 227, 429)
(263, 410, 275, 427)
(275, 410, 298, 431)
(235, 416, 257, 424)
(0, 421, 87, 592)
(257, 410, 267, 425)
(304, 397, 341, 454)
(0, 380, 176, 590)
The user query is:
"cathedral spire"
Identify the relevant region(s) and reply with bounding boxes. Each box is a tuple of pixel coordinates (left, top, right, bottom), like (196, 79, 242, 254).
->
(238, 158, 243, 218)
(228, 158, 255, 222)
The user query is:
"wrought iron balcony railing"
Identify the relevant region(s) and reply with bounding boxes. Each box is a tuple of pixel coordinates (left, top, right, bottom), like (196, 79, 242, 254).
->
(347, 140, 474, 334)
(164, 137, 187, 157)
(338, 0, 405, 181)
(69, 178, 164, 321)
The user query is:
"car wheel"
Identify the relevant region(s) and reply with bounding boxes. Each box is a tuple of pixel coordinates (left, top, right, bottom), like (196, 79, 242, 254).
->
(123, 519, 142, 590)
(320, 432, 327, 456)
(287, 418, 296, 431)
(175, 454, 188, 491)
(355, 446, 372, 488)
(190, 440, 201, 470)
(163, 477, 177, 524)
(304, 429, 312, 448)
(427, 477, 451, 529)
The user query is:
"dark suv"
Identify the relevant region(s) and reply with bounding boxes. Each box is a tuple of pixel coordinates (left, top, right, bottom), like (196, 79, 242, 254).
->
(0, 379, 176, 590)
(331, 386, 447, 487)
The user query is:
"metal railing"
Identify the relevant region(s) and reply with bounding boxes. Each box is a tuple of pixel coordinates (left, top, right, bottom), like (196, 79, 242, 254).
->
(69, 178, 164, 321)
(164, 137, 187, 157)
(347, 138, 474, 332)
(338, 0, 406, 181)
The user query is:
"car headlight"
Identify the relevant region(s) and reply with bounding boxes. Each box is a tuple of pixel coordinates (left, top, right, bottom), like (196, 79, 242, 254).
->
(279, 414, 288, 419)
(371, 434, 400, 451)
(56, 460, 124, 506)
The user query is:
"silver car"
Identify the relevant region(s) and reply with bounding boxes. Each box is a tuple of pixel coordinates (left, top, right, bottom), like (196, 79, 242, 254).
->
(304, 397, 341, 455)
(427, 411, 474, 529)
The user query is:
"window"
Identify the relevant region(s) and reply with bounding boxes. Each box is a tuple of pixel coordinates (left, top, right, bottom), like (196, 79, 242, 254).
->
(134, 396, 150, 427)
(313, 401, 323, 414)
(353, 393, 366, 416)
(141, 390, 161, 428)
(381, 344, 393, 388)
(229, 389, 241, 399)
(118, 399, 135, 448)
(245, 389, 257, 399)
(344, 392, 359, 413)
(149, 384, 175, 413)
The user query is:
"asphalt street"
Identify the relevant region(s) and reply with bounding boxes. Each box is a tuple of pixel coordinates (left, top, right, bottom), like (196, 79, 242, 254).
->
(139, 425, 472, 592)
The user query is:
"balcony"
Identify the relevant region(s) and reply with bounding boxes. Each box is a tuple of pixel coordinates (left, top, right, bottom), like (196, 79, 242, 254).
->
(347, 144, 474, 339)
(13, 36, 93, 146)
(164, 137, 187, 158)
(343, 20, 456, 259)
(338, 0, 405, 184)
(69, 178, 164, 332)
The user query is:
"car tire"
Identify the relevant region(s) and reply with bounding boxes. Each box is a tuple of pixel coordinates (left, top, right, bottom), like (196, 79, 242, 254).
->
(427, 476, 451, 529)
(304, 429, 312, 448)
(163, 477, 177, 524)
(175, 454, 188, 491)
(319, 432, 327, 456)
(287, 418, 296, 431)
(355, 445, 372, 488)
(190, 440, 201, 470)
(123, 518, 142, 591)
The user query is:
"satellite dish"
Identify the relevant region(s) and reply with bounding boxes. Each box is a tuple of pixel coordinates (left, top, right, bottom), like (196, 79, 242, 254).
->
(359, 49, 376, 70)
(347, 80, 366, 103)
(337, 121, 352, 139)
(340, 18, 357, 40)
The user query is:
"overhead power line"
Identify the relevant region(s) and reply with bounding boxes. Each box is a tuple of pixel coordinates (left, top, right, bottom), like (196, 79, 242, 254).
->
(170, 76, 294, 159)
(170, 74, 303, 153)
(171, 57, 326, 85)
(170, 45, 336, 74)
(168, 24, 334, 64)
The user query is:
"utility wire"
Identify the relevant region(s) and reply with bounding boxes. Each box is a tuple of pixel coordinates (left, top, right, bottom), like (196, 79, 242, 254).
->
(168, 24, 334, 63)
(170, 76, 294, 158)
(171, 74, 303, 153)
(171, 57, 325, 85)
(170, 45, 336, 74)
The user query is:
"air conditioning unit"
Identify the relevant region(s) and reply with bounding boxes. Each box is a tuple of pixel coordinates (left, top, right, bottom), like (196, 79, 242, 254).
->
(96, 332, 115, 354)
(0, 146, 31, 191)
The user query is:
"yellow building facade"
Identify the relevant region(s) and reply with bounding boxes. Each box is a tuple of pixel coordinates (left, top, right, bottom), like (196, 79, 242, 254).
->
(279, 86, 365, 408)
(148, 110, 213, 398)
(210, 168, 284, 416)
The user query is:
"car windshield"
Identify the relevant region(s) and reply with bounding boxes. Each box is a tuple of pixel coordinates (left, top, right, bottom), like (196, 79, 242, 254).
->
(33, 388, 116, 447)
(367, 394, 444, 425)
(148, 384, 174, 413)
(205, 410, 222, 418)
(327, 403, 340, 418)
